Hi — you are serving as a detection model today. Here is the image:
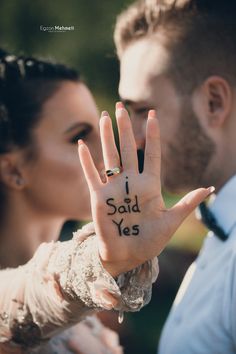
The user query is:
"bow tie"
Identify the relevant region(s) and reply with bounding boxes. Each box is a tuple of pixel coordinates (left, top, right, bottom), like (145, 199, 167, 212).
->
(198, 201, 228, 241)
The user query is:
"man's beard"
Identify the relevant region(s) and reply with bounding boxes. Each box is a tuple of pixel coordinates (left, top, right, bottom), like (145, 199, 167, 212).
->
(163, 101, 216, 193)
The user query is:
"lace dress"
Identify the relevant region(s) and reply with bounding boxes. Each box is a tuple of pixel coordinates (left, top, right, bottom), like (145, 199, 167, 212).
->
(0, 222, 159, 353)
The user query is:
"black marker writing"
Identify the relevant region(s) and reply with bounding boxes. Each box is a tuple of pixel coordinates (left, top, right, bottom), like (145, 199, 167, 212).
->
(106, 177, 141, 236)
(125, 176, 129, 195)
(106, 198, 116, 215)
(106, 196, 140, 215)
(112, 219, 123, 236)
(112, 218, 140, 236)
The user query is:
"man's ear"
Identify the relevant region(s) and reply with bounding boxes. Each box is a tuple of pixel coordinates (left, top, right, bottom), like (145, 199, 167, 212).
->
(0, 153, 26, 190)
(192, 76, 232, 127)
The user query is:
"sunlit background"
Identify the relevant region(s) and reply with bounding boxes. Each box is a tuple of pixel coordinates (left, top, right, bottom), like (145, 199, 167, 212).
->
(0, 1, 208, 352)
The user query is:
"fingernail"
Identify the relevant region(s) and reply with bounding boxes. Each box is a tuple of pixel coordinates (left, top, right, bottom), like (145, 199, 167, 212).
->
(148, 109, 156, 118)
(207, 186, 215, 194)
(101, 110, 109, 117)
(78, 139, 84, 146)
(116, 101, 124, 110)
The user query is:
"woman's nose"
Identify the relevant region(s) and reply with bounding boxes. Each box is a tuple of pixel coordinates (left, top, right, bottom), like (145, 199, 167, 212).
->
(91, 135, 104, 170)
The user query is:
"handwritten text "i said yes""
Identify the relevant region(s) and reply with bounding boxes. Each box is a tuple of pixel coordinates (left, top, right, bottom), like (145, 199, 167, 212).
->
(106, 177, 141, 236)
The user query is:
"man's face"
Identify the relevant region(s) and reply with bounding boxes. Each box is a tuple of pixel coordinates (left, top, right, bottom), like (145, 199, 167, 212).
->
(119, 37, 216, 193)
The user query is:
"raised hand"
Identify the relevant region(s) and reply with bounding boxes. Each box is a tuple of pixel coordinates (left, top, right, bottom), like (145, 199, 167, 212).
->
(78, 102, 214, 277)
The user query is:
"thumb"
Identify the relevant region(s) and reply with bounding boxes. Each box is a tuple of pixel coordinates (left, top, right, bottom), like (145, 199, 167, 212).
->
(168, 186, 215, 229)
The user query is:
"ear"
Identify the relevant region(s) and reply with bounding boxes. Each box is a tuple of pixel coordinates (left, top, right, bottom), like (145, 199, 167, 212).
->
(0, 153, 26, 190)
(192, 76, 233, 128)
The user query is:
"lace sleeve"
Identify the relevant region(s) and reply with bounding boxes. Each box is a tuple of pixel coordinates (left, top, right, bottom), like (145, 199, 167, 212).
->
(0, 222, 158, 350)
(32, 316, 123, 354)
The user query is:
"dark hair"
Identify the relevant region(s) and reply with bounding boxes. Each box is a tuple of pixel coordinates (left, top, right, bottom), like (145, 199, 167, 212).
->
(114, 0, 236, 93)
(0, 49, 80, 154)
(0, 49, 80, 218)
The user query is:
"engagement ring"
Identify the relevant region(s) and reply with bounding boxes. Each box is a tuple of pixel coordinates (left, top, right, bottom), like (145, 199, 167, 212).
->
(105, 167, 122, 177)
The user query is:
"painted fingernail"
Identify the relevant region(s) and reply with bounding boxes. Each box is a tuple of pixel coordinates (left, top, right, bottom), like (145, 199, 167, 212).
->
(148, 109, 156, 118)
(101, 110, 109, 117)
(116, 101, 124, 110)
(207, 186, 215, 194)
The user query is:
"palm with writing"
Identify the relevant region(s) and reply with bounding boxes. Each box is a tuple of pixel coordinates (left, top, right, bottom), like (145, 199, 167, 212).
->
(78, 103, 214, 277)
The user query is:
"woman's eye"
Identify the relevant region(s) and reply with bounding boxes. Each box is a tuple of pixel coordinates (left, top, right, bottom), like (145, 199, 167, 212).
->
(70, 128, 91, 144)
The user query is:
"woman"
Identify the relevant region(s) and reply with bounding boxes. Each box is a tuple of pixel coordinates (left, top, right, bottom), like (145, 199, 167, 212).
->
(0, 49, 212, 353)
(0, 50, 147, 354)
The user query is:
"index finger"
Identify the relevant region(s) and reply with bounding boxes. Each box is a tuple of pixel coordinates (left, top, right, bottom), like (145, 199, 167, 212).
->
(78, 140, 102, 192)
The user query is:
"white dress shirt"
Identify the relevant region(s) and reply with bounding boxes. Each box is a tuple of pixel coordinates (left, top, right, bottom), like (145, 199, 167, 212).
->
(159, 175, 236, 354)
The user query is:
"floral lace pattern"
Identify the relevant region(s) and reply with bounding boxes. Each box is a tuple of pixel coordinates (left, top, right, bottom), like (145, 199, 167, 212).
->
(0, 222, 159, 350)
(33, 316, 124, 354)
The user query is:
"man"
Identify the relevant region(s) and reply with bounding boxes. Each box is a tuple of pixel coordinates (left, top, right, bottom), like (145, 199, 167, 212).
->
(114, 0, 236, 353)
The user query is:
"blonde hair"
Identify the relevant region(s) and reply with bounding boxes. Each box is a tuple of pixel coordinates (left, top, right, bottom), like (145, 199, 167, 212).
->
(114, 0, 187, 57)
(114, 0, 236, 94)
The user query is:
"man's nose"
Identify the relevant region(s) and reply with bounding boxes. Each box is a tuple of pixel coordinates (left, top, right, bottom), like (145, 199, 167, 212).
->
(132, 120, 146, 150)
(135, 135, 146, 150)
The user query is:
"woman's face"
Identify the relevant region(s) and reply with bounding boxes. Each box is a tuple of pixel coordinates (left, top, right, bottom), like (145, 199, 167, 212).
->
(23, 81, 103, 220)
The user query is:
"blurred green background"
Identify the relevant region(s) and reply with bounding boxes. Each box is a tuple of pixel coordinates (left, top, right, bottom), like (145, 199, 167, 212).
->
(0, 1, 208, 353)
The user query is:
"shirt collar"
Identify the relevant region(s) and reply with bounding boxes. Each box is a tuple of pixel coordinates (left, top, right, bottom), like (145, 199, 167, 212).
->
(209, 175, 236, 235)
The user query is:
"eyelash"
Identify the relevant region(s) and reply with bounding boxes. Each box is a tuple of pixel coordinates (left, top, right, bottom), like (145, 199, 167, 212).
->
(70, 128, 91, 144)
(135, 108, 149, 115)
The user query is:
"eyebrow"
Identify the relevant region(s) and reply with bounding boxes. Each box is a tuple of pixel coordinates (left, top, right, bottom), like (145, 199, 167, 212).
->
(120, 98, 150, 107)
(120, 98, 134, 106)
(64, 122, 89, 134)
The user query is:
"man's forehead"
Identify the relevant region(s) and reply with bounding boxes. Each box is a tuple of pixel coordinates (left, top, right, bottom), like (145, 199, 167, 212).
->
(119, 37, 170, 102)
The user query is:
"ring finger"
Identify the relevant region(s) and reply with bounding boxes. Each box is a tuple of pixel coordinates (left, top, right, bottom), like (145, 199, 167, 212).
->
(99, 111, 121, 175)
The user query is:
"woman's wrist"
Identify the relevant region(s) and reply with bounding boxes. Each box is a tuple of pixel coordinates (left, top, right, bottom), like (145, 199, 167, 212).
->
(100, 258, 137, 278)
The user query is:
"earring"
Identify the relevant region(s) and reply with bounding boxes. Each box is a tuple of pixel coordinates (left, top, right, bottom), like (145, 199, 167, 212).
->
(16, 177, 24, 186)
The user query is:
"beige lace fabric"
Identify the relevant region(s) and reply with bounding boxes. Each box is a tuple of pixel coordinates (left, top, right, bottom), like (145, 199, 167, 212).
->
(0, 222, 158, 351)
(33, 316, 124, 354)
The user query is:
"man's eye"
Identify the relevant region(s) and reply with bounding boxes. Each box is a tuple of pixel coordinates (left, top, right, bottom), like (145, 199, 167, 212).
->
(70, 128, 91, 144)
(135, 108, 149, 115)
